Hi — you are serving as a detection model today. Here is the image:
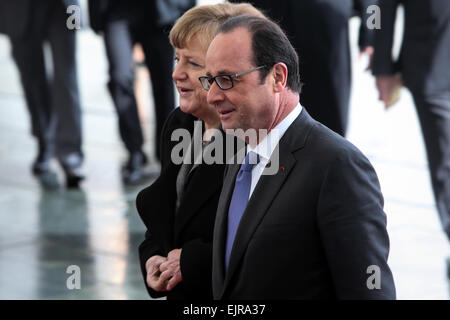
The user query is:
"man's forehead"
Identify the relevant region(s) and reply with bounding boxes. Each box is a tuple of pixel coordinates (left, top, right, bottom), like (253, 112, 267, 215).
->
(206, 28, 252, 71)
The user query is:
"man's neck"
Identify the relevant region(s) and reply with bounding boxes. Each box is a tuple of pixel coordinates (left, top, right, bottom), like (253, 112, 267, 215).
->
(246, 91, 299, 148)
(265, 91, 299, 137)
(276, 91, 299, 124)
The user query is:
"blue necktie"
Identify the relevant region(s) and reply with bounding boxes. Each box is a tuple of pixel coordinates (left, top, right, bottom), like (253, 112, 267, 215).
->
(225, 152, 259, 271)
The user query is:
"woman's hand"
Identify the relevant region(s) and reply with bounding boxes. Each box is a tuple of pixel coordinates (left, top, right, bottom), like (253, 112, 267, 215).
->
(159, 249, 183, 291)
(145, 255, 168, 292)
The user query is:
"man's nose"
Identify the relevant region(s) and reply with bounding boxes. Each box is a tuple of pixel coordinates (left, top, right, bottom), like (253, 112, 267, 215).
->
(207, 81, 224, 106)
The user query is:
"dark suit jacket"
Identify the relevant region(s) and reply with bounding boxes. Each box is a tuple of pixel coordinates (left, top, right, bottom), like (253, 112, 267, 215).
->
(212, 109, 396, 299)
(137, 107, 227, 300)
(372, 0, 450, 95)
(0, 0, 78, 38)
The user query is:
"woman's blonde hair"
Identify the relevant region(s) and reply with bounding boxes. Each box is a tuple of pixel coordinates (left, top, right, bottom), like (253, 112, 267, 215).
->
(169, 2, 265, 51)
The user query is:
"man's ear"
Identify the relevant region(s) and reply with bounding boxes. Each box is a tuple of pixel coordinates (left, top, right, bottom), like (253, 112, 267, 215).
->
(272, 63, 288, 92)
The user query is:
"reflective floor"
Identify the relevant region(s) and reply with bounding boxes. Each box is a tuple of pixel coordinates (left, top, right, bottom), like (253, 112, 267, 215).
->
(0, 15, 449, 300)
(0, 28, 158, 299)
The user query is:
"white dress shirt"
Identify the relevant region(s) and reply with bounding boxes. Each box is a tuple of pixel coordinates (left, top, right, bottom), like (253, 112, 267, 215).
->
(246, 103, 303, 198)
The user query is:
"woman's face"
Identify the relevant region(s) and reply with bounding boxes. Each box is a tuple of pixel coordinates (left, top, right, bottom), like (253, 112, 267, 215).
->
(173, 38, 215, 120)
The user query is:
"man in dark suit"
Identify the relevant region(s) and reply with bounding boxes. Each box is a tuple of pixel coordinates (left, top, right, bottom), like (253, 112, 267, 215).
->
(204, 15, 396, 299)
(372, 0, 450, 267)
(0, 0, 84, 188)
(88, 0, 195, 184)
(229, 0, 377, 137)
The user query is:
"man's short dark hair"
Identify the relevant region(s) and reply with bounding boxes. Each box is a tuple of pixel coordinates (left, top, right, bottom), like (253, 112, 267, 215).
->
(216, 15, 302, 93)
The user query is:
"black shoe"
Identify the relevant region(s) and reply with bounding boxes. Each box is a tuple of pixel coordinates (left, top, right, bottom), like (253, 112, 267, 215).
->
(36, 170, 60, 190)
(64, 166, 85, 189)
(31, 146, 60, 189)
(32, 149, 52, 175)
(122, 168, 155, 186)
(122, 151, 153, 186)
(60, 154, 85, 189)
(121, 151, 148, 171)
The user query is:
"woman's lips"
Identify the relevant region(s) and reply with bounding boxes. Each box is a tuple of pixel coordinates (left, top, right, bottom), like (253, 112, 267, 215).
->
(178, 87, 193, 97)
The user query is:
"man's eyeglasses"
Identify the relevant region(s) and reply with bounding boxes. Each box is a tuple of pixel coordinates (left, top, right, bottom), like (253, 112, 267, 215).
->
(198, 66, 266, 91)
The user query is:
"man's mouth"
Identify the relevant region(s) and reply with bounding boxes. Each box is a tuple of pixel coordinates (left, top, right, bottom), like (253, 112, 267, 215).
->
(217, 107, 235, 120)
(217, 107, 234, 115)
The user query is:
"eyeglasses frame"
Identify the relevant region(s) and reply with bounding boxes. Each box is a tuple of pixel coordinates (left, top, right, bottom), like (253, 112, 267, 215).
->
(198, 65, 266, 91)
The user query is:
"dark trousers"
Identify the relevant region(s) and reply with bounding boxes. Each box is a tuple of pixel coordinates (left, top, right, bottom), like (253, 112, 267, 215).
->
(10, 1, 83, 166)
(103, 18, 175, 160)
(104, 20, 143, 154)
(412, 90, 450, 241)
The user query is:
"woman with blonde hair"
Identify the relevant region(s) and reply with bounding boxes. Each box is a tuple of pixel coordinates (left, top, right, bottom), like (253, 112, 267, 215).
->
(136, 3, 265, 299)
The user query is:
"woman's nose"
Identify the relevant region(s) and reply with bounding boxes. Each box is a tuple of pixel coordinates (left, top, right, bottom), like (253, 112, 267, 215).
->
(172, 63, 187, 82)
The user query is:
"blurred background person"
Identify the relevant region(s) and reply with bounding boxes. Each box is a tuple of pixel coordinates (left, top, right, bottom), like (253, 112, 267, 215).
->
(88, 0, 195, 185)
(372, 0, 450, 254)
(136, 3, 264, 299)
(0, 0, 85, 188)
(229, 0, 377, 137)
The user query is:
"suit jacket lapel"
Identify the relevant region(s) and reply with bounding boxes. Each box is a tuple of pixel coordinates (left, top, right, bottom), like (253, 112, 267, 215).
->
(217, 109, 315, 298)
(174, 129, 237, 243)
(222, 143, 296, 294)
(174, 163, 223, 242)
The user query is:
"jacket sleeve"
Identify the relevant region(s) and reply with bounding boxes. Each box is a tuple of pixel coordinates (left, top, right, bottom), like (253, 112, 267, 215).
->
(136, 178, 174, 299)
(372, 0, 401, 76)
(352, 0, 379, 49)
(87, 0, 109, 34)
(317, 147, 396, 299)
(159, 109, 175, 173)
(138, 230, 168, 299)
(153, 0, 196, 27)
(179, 239, 214, 296)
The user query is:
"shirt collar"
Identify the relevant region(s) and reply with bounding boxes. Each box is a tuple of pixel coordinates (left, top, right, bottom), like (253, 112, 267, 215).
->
(247, 103, 303, 162)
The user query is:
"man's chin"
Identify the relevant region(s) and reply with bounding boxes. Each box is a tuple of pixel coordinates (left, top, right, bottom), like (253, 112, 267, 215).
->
(220, 121, 235, 132)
